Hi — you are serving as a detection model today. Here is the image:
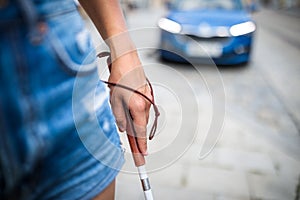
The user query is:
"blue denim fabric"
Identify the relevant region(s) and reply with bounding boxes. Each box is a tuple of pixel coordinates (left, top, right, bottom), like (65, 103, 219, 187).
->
(0, 1, 124, 199)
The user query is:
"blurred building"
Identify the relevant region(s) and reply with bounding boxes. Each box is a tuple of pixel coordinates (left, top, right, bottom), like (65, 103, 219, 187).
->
(155, 0, 300, 9)
(259, 0, 300, 8)
(119, 0, 300, 10)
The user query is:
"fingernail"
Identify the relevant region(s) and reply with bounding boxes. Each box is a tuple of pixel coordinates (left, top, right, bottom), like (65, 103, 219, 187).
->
(143, 150, 148, 156)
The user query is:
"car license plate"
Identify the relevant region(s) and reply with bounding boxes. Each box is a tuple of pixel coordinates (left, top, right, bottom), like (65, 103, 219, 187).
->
(186, 42, 222, 58)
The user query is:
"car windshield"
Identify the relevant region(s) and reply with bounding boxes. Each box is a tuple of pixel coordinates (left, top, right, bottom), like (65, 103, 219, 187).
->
(172, 0, 243, 11)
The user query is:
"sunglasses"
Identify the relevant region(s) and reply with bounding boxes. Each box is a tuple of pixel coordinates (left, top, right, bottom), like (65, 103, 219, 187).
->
(98, 52, 160, 140)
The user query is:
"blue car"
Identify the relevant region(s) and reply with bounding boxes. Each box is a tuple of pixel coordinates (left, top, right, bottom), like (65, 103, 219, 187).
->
(158, 0, 256, 65)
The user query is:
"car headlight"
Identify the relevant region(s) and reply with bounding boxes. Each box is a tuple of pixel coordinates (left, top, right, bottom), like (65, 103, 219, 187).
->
(158, 18, 182, 34)
(229, 21, 256, 36)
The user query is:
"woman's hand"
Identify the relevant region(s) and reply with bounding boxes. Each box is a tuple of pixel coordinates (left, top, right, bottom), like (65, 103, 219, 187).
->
(108, 50, 152, 156)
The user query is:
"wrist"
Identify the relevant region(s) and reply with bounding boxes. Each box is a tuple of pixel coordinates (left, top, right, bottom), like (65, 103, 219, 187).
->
(106, 32, 137, 61)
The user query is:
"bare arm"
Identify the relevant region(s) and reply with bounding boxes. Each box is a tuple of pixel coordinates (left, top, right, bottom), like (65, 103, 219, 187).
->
(79, 0, 126, 39)
(79, 0, 151, 157)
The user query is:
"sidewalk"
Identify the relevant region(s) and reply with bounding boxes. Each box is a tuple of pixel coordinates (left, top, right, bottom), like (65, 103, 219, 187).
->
(279, 6, 300, 17)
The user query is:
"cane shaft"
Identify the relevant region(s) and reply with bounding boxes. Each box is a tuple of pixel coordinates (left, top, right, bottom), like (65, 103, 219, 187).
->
(123, 102, 145, 166)
(123, 103, 153, 199)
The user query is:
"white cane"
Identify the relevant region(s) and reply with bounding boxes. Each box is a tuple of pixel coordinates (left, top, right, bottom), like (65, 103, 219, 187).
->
(123, 101, 154, 200)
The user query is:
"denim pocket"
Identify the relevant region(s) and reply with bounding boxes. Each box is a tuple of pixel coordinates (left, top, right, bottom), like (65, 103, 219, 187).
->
(46, 11, 97, 76)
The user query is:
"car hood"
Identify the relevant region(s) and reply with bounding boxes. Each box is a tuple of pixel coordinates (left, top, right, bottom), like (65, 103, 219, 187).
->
(168, 9, 252, 28)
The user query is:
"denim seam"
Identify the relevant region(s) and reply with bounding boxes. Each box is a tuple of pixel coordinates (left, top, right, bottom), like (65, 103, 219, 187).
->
(46, 29, 97, 76)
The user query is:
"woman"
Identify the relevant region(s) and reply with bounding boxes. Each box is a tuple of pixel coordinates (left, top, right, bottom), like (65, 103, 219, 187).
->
(0, 0, 151, 199)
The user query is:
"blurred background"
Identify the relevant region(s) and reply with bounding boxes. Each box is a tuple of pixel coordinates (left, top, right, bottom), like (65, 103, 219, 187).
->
(80, 0, 300, 199)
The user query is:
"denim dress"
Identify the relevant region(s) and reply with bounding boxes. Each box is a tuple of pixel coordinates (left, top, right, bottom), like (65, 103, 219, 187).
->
(0, 0, 124, 199)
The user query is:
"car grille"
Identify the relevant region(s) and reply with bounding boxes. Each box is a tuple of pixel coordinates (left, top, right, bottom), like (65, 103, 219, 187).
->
(185, 35, 231, 44)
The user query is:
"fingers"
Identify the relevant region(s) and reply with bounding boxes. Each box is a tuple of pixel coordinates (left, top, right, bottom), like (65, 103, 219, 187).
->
(128, 88, 151, 156)
(126, 123, 146, 166)
(110, 93, 127, 132)
(110, 85, 151, 157)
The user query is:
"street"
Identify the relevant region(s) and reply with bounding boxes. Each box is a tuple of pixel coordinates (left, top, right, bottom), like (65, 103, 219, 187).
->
(86, 7, 300, 200)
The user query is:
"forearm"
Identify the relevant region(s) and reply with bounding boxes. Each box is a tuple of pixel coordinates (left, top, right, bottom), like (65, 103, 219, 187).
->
(79, 0, 126, 38)
(79, 0, 135, 58)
